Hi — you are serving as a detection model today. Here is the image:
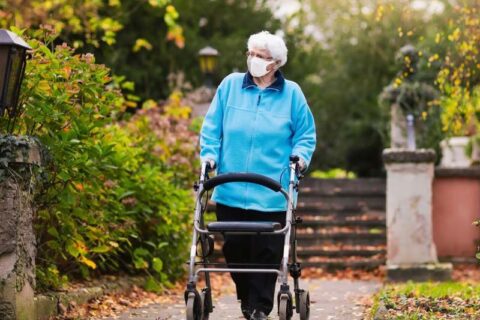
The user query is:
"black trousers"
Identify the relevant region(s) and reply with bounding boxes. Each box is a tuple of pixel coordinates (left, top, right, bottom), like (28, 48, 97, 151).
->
(215, 203, 286, 315)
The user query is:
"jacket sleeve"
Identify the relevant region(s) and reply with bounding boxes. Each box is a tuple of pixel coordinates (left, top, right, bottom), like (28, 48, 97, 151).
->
(200, 85, 224, 165)
(291, 94, 316, 169)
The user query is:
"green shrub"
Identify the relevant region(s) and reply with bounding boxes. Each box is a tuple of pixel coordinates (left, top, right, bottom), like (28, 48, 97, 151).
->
(310, 168, 356, 179)
(3, 30, 197, 291)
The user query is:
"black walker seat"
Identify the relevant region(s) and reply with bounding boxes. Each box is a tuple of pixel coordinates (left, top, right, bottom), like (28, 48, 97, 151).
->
(206, 221, 282, 233)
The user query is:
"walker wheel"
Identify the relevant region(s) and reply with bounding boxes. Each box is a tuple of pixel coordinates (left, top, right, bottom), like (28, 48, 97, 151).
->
(278, 293, 292, 320)
(200, 289, 211, 319)
(186, 292, 202, 320)
(298, 290, 310, 320)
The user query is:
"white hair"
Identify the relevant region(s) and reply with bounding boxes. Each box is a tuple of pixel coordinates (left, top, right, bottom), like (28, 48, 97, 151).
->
(247, 31, 288, 67)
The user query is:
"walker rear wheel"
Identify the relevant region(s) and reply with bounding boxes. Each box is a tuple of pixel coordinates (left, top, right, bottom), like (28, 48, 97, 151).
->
(278, 293, 292, 320)
(200, 289, 211, 320)
(298, 290, 310, 320)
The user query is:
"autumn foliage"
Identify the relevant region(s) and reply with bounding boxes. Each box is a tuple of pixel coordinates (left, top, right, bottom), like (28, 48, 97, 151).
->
(0, 30, 198, 291)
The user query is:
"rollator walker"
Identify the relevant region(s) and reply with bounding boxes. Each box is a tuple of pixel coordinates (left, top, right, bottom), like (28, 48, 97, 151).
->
(184, 155, 310, 320)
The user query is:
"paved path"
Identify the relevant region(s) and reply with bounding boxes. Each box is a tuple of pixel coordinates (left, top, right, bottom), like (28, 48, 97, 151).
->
(103, 279, 380, 320)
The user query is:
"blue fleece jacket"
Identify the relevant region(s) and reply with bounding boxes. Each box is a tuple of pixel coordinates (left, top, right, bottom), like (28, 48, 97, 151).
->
(200, 71, 316, 211)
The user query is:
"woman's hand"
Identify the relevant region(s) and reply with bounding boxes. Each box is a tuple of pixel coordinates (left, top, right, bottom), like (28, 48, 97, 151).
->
(298, 158, 306, 173)
(206, 159, 216, 171)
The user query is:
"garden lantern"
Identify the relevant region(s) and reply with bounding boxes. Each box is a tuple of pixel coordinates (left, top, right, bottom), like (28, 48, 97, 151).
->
(0, 29, 31, 117)
(198, 46, 219, 87)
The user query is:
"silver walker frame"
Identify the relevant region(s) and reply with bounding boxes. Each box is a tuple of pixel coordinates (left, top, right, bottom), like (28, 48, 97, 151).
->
(184, 156, 310, 320)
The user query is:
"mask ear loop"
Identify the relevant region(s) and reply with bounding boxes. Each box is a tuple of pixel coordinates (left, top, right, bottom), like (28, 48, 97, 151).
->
(269, 60, 281, 73)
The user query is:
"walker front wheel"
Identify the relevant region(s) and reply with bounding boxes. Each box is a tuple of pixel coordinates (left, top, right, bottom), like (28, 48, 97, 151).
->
(278, 293, 292, 320)
(186, 292, 202, 320)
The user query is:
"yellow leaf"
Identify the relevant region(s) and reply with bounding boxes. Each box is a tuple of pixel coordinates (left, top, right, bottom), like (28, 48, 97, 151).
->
(125, 101, 137, 108)
(109, 0, 121, 6)
(142, 99, 157, 110)
(79, 256, 97, 269)
(108, 241, 119, 248)
(133, 38, 153, 52)
(38, 80, 51, 92)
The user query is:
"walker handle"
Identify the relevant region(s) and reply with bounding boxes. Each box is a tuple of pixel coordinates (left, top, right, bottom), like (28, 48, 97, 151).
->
(202, 173, 282, 192)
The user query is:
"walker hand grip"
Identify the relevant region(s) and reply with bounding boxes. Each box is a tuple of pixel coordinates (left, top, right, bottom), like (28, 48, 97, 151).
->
(202, 173, 282, 192)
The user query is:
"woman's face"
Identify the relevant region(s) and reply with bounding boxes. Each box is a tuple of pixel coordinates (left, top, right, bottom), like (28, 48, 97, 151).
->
(247, 48, 277, 72)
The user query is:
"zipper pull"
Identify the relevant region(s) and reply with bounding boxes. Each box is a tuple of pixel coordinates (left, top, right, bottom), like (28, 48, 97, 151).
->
(257, 94, 261, 106)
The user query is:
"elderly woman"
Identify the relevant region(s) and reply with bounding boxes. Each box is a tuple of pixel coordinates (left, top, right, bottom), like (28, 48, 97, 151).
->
(200, 31, 316, 320)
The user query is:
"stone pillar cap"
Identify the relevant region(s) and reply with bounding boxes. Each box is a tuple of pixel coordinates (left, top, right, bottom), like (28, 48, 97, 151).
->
(383, 148, 436, 164)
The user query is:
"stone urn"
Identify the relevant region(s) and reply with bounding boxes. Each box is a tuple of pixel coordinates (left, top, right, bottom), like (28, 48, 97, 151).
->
(439, 136, 470, 168)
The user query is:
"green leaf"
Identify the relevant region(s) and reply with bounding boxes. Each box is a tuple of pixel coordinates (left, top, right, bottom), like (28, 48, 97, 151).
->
(91, 245, 111, 253)
(133, 247, 149, 257)
(47, 227, 60, 238)
(158, 242, 168, 249)
(119, 191, 135, 199)
(66, 242, 80, 258)
(120, 80, 135, 91)
(152, 257, 163, 273)
(133, 257, 148, 269)
(46, 240, 61, 250)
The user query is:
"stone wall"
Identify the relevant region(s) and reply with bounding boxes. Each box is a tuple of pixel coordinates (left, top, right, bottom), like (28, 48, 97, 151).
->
(0, 136, 41, 320)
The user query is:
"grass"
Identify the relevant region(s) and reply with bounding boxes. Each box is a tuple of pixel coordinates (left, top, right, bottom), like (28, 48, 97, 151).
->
(370, 281, 480, 319)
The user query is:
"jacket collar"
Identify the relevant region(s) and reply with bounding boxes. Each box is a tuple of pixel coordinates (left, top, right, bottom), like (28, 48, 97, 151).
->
(242, 70, 285, 91)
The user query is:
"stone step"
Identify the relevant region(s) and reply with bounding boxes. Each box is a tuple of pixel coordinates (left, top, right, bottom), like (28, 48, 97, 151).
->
(297, 198, 386, 212)
(296, 248, 385, 258)
(297, 224, 384, 233)
(299, 194, 385, 208)
(299, 178, 386, 196)
(299, 258, 385, 269)
(211, 246, 386, 260)
(296, 232, 386, 246)
(299, 211, 385, 220)
(300, 189, 385, 199)
(296, 219, 386, 228)
(211, 240, 386, 251)
(206, 203, 386, 214)
(296, 209, 386, 219)
(210, 231, 386, 245)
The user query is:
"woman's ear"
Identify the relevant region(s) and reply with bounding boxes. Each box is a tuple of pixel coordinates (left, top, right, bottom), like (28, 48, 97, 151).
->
(267, 60, 280, 72)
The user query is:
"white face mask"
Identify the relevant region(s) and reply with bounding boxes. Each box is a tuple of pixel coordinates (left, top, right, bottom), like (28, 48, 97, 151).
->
(247, 56, 274, 77)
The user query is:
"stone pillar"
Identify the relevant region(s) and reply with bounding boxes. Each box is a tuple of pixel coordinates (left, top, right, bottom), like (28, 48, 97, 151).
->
(383, 149, 452, 281)
(0, 136, 41, 320)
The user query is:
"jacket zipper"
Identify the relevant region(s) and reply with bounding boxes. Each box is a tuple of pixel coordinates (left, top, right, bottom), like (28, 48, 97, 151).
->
(244, 93, 261, 207)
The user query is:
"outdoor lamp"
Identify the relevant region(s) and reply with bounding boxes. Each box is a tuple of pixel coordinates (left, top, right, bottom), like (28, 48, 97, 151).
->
(198, 46, 219, 87)
(0, 29, 31, 117)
